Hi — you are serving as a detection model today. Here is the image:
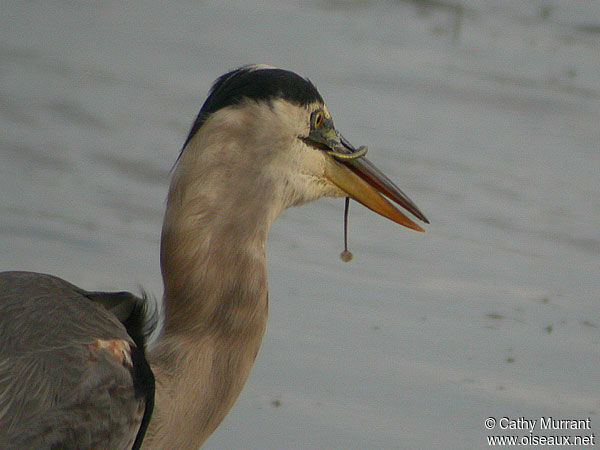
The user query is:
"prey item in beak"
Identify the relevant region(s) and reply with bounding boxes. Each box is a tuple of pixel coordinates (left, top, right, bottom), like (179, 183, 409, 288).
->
(324, 156, 426, 232)
(318, 131, 429, 232)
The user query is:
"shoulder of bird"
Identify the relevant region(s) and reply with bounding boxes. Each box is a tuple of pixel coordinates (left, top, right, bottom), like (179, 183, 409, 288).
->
(0, 271, 155, 449)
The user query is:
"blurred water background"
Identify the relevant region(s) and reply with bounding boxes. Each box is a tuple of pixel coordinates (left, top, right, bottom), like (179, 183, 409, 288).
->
(1, 1, 599, 448)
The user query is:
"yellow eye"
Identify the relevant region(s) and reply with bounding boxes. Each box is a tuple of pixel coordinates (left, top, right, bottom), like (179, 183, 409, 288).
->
(313, 111, 324, 129)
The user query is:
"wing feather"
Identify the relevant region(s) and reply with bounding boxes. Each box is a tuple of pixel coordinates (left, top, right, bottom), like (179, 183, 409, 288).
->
(0, 271, 154, 449)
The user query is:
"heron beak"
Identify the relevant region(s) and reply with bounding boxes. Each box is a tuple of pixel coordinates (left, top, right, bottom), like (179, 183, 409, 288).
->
(314, 130, 429, 232)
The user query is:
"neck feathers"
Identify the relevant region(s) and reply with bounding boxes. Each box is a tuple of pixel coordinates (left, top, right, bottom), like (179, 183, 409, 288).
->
(146, 120, 277, 448)
(159, 115, 279, 336)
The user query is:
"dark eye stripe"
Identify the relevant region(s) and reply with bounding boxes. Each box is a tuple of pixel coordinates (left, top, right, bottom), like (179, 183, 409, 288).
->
(183, 66, 324, 151)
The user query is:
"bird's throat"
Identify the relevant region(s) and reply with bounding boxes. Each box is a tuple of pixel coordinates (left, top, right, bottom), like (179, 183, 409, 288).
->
(145, 153, 274, 448)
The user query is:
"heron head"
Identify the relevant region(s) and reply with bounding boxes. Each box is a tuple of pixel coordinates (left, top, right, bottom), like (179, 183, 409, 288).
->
(180, 65, 428, 232)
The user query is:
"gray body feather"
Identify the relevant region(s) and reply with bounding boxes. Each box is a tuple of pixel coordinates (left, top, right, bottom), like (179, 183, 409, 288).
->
(0, 271, 146, 449)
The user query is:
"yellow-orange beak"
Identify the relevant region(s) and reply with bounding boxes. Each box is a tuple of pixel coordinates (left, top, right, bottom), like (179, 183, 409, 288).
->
(307, 124, 429, 232)
(324, 156, 427, 231)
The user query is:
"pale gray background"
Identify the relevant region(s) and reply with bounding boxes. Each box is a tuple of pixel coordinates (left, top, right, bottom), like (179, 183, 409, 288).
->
(1, 1, 599, 448)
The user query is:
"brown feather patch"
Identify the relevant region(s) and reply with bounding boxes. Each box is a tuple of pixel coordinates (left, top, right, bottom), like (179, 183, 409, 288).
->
(90, 339, 133, 367)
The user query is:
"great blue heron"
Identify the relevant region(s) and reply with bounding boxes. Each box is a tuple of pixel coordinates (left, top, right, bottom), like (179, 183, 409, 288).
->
(0, 65, 428, 449)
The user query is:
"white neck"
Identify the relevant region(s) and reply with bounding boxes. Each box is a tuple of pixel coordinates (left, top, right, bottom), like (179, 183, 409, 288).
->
(144, 123, 284, 448)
